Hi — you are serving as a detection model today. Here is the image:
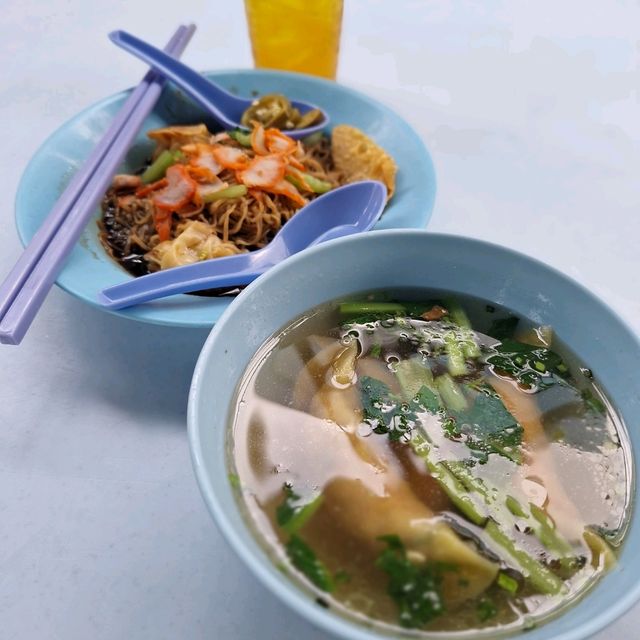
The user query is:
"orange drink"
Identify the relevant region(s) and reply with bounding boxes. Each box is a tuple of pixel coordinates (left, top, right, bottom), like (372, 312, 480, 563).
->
(244, 0, 343, 79)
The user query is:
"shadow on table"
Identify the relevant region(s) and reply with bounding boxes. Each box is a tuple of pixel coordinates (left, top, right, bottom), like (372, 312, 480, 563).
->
(61, 295, 210, 427)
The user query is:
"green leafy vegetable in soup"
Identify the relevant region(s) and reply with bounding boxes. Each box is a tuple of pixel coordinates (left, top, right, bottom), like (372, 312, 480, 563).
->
(376, 535, 449, 627)
(230, 291, 631, 635)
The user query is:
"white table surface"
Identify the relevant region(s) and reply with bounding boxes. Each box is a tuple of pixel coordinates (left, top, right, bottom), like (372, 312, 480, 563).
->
(1, 1, 639, 638)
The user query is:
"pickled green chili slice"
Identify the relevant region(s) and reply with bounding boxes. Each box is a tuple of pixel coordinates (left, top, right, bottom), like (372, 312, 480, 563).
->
(241, 93, 323, 130)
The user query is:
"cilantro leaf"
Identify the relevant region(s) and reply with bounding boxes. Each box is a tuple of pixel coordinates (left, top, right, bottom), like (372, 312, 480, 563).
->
(376, 535, 449, 628)
(277, 486, 343, 592)
(286, 535, 334, 592)
(476, 597, 497, 622)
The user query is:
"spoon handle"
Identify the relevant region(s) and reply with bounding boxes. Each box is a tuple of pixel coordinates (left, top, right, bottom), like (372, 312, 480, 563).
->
(109, 30, 245, 129)
(99, 251, 269, 309)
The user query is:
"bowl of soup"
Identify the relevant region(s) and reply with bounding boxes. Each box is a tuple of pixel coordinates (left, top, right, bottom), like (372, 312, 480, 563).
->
(188, 230, 639, 639)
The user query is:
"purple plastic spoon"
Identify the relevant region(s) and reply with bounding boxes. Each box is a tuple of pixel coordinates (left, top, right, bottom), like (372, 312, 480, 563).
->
(99, 181, 386, 309)
(109, 30, 329, 139)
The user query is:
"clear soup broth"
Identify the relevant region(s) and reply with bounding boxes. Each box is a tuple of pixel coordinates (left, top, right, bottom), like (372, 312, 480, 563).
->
(229, 290, 632, 636)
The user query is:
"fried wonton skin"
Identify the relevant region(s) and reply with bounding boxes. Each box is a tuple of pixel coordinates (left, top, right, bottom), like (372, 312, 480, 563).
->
(147, 124, 211, 152)
(331, 124, 397, 199)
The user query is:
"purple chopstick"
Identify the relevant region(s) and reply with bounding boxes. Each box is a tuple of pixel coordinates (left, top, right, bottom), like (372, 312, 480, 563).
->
(0, 24, 196, 345)
(0, 25, 189, 323)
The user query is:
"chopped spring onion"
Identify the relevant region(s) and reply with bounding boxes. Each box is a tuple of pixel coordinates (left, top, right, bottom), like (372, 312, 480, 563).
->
(497, 572, 519, 594)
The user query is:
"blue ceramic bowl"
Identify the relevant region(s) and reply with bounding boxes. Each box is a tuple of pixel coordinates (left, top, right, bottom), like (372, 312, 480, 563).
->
(14, 69, 435, 328)
(189, 230, 639, 640)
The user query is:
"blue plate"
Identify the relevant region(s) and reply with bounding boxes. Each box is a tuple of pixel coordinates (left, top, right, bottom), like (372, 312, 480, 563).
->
(15, 69, 436, 328)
